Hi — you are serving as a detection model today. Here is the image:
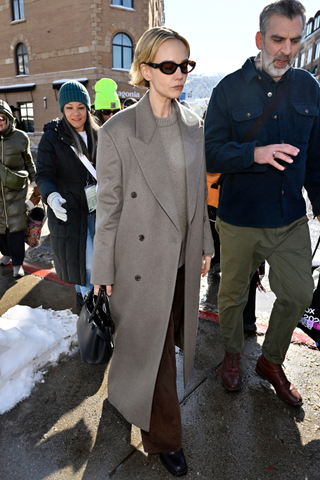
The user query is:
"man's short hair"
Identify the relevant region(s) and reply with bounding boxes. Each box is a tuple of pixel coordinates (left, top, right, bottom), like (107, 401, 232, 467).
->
(259, 0, 306, 37)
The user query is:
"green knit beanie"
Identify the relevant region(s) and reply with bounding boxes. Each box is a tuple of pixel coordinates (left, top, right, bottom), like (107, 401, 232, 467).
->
(59, 80, 91, 112)
(94, 78, 120, 110)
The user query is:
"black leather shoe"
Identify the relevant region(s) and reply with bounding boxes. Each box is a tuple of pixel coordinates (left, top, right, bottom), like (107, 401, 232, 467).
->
(160, 449, 188, 477)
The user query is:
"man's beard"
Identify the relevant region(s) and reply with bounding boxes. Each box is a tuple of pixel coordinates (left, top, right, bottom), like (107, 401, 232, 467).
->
(261, 49, 294, 78)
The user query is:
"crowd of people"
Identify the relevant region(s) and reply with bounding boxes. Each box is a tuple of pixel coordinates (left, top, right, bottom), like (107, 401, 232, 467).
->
(0, 0, 319, 477)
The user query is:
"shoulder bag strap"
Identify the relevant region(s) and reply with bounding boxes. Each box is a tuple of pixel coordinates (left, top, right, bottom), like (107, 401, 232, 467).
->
(242, 77, 293, 144)
(70, 146, 97, 182)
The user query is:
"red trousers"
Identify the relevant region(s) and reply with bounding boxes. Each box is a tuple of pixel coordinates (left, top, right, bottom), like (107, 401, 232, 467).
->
(141, 266, 185, 454)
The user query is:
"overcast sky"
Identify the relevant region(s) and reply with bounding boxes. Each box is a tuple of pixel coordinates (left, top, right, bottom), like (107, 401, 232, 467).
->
(164, 0, 320, 75)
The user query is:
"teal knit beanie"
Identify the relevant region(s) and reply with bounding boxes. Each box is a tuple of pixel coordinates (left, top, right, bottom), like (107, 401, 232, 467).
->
(59, 80, 91, 112)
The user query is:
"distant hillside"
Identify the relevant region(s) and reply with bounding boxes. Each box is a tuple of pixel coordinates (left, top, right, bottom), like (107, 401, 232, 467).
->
(184, 73, 225, 100)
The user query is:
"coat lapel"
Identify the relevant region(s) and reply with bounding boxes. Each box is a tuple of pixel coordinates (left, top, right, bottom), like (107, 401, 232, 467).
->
(176, 101, 203, 224)
(128, 93, 181, 232)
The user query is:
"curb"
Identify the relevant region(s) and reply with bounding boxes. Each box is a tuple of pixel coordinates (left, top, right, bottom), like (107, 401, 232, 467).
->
(4, 258, 319, 351)
(199, 309, 318, 350)
(5, 262, 72, 286)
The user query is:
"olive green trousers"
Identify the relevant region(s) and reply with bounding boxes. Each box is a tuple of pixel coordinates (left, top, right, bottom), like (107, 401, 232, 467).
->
(216, 216, 313, 364)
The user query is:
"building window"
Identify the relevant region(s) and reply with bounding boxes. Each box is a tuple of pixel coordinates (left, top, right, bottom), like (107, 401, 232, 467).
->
(306, 21, 313, 36)
(19, 102, 34, 132)
(16, 43, 29, 75)
(294, 56, 299, 68)
(112, 33, 133, 70)
(315, 15, 320, 31)
(307, 46, 313, 64)
(11, 0, 24, 21)
(315, 42, 320, 60)
(111, 0, 133, 7)
(300, 51, 305, 67)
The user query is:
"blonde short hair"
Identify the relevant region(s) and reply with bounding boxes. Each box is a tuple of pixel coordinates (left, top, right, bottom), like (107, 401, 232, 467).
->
(130, 27, 191, 89)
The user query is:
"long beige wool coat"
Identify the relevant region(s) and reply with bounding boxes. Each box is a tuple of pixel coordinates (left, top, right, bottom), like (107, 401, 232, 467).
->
(91, 92, 213, 431)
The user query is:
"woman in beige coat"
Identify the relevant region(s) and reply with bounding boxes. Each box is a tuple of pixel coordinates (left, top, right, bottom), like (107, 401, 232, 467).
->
(91, 26, 213, 477)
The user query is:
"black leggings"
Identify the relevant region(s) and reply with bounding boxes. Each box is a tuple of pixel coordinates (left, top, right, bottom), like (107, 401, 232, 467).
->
(0, 230, 25, 266)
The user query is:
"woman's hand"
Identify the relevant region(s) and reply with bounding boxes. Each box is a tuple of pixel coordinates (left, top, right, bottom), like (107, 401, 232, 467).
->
(201, 255, 211, 277)
(94, 285, 113, 296)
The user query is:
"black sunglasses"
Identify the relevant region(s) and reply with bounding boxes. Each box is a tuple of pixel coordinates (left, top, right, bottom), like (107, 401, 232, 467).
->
(143, 60, 196, 75)
(100, 109, 120, 115)
(0, 116, 6, 121)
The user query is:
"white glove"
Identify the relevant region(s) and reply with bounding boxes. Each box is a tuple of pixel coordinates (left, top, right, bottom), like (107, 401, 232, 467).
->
(47, 192, 67, 222)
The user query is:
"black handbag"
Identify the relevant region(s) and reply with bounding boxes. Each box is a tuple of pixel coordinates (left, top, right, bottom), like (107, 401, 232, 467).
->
(77, 287, 115, 364)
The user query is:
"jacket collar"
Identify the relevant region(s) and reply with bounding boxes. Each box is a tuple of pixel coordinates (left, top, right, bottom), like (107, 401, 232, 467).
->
(242, 56, 294, 85)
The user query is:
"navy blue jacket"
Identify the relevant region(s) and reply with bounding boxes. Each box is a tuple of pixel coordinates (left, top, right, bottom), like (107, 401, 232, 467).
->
(205, 57, 320, 227)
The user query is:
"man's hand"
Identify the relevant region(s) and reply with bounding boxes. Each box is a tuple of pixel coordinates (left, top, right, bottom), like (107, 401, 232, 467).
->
(254, 144, 299, 171)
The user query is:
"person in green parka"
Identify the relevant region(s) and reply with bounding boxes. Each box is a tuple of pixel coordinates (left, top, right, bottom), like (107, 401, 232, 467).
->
(0, 100, 37, 277)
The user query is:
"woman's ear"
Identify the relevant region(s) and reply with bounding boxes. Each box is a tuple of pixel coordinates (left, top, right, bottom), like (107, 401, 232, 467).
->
(140, 63, 151, 82)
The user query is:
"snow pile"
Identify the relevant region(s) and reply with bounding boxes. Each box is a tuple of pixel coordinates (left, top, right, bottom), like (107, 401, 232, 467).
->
(0, 305, 78, 415)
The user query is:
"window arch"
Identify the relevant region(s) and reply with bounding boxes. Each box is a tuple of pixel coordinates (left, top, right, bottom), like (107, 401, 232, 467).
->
(16, 43, 29, 75)
(112, 33, 133, 70)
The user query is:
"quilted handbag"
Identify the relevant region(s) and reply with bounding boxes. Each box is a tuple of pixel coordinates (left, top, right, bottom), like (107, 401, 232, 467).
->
(77, 287, 115, 365)
(25, 205, 46, 248)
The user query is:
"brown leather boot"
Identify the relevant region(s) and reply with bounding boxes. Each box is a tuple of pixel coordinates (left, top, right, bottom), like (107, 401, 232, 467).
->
(221, 351, 242, 391)
(256, 354, 303, 407)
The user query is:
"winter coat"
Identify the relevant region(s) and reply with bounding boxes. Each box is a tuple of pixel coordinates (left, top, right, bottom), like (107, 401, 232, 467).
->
(36, 118, 97, 285)
(91, 92, 214, 431)
(0, 100, 35, 234)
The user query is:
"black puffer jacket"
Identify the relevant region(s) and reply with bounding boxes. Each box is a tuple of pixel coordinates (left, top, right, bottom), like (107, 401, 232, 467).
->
(0, 100, 36, 234)
(36, 118, 97, 285)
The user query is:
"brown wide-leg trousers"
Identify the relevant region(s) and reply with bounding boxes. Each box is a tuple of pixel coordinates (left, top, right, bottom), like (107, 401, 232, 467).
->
(141, 266, 185, 454)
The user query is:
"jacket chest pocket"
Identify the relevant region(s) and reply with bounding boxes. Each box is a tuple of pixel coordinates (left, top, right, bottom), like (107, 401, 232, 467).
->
(231, 105, 263, 140)
(293, 104, 319, 142)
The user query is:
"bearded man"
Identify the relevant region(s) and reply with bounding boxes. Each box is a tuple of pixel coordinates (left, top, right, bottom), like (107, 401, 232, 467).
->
(205, 0, 320, 406)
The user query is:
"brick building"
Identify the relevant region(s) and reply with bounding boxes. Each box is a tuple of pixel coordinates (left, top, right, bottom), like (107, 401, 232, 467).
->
(295, 10, 320, 81)
(0, 0, 164, 148)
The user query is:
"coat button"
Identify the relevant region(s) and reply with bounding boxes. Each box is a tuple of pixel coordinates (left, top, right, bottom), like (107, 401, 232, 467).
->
(246, 112, 251, 117)
(139, 235, 145, 241)
(305, 109, 309, 114)
(131, 192, 137, 198)
(267, 92, 273, 97)
(135, 275, 141, 281)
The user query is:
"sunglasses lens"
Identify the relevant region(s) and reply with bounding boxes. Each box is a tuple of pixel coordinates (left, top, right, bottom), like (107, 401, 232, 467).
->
(180, 62, 189, 74)
(0, 116, 5, 121)
(161, 62, 177, 74)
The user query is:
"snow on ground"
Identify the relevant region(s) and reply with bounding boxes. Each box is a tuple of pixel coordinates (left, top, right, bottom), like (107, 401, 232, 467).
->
(0, 306, 78, 415)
